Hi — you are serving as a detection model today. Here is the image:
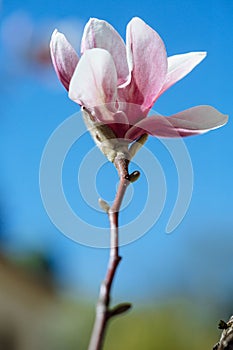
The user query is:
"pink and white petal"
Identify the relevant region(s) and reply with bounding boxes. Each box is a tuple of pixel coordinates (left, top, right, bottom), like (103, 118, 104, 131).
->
(81, 18, 128, 85)
(106, 111, 130, 138)
(125, 115, 184, 140)
(69, 48, 117, 107)
(158, 52, 207, 97)
(50, 29, 79, 90)
(119, 102, 147, 126)
(124, 17, 167, 110)
(125, 105, 228, 140)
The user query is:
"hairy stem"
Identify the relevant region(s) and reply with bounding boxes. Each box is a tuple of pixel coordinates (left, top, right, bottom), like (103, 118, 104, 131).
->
(88, 156, 131, 350)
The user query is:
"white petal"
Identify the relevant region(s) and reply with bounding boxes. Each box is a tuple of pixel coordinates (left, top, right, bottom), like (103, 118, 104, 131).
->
(81, 18, 129, 85)
(50, 29, 79, 90)
(125, 105, 228, 139)
(159, 52, 207, 96)
(69, 48, 117, 107)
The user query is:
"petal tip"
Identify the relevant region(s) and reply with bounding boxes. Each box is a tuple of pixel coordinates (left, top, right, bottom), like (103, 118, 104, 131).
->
(50, 29, 58, 47)
(50, 29, 62, 42)
(50, 29, 67, 51)
(220, 113, 229, 126)
(51, 28, 58, 36)
(130, 17, 144, 24)
(199, 51, 207, 60)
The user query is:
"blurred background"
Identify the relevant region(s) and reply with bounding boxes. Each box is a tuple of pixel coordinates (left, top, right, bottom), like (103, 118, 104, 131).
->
(0, 0, 233, 349)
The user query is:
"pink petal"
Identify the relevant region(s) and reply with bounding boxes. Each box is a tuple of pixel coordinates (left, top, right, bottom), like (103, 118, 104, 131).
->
(104, 111, 130, 138)
(50, 29, 79, 90)
(119, 102, 148, 126)
(158, 52, 207, 97)
(69, 48, 117, 107)
(125, 106, 228, 140)
(81, 18, 129, 85)
(122, 17, 167, 110)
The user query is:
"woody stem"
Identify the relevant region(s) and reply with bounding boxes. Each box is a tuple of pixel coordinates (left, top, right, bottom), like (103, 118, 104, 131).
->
(88, 156, 130, 350)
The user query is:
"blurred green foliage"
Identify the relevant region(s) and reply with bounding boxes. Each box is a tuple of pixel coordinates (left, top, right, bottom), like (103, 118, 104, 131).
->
(55, 299, 220, 350)
(103, 301, 218, 350)
(0, 251, 225, 349)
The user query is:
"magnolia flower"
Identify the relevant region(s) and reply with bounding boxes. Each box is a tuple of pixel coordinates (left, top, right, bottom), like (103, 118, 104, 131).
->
(50, 17, 227, 145)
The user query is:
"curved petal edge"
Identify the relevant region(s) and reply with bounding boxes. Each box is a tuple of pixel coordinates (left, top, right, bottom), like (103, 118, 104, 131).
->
(159, 51, 207, 97)
(125, 105, 228, 140)
(50, 29, 79, 90)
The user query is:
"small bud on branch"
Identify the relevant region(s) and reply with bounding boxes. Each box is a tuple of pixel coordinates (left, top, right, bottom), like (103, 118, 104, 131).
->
(109, 303, 132, 318)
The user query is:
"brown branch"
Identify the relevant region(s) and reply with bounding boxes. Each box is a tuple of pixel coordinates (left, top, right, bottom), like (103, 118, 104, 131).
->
(213, 316, 233, 350)
(88, 156, 132, 350)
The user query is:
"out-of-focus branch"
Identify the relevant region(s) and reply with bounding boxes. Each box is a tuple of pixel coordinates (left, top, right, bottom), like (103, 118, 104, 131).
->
(213, 316, 233, 350)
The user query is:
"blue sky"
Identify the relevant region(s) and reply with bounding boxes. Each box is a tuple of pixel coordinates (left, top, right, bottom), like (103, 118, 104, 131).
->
(0, 0, 233, 304)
